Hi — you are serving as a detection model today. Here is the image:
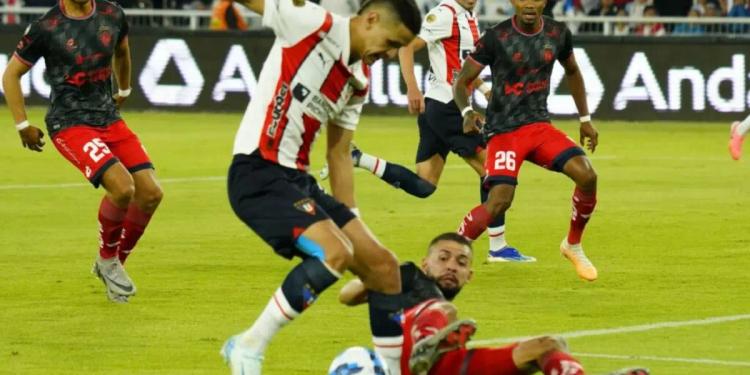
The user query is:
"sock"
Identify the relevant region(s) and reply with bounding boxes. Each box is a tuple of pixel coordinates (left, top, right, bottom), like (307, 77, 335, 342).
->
(358, 151, 436, 198)
(738, 113, 750, 136)
(457, 205, 492, 241)
(240, 257, 340, 354)
(481, 177, 508, 249)
(118, 203, 154, 265)
(411, 306, 451, 343)
(369, 291, 404, 375)
(567, 187, 597, 245)
(98, 196, 127, 259)
(541, 351, 585, 375)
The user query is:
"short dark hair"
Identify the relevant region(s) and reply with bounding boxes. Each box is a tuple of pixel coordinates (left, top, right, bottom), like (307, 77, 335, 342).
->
(359, 0, 422, 36)
(427, 232, 473, 254)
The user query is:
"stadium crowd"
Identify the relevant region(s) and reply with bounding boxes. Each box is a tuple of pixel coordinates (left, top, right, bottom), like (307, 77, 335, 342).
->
(1, 0, 749, 32)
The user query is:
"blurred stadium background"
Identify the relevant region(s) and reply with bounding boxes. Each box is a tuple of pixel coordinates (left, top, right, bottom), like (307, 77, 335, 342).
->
(1, 0, 749, 374)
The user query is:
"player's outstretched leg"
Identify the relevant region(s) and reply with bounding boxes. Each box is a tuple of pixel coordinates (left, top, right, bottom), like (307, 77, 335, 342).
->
(480, 178, 535, 263)
(222, 220, 351, 375)
(729, 114, 750, 160)
(351, 146, 437, 198)
(342, 218, 405, 374)
(408, 301, 476, 374)
(561, 156, 598, 281)
(513, 336, 585, 375)
(118, 169, 163, 265)
(94, 163, 137, 303)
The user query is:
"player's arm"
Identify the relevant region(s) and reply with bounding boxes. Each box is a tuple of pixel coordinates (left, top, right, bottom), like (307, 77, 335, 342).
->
(339, 278, 368, 306)
(327, 123, 357, 210)
(561, 52, 597, 152)
(453, 58, 485, 135)
(234, 0, 264, 14)
(398, 37, 427, 114)
(2, 57, 45, 152)
(112, 36, 131, 109)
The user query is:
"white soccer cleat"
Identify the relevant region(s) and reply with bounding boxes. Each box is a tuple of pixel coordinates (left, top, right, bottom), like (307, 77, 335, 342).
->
(560, 238, 598, 281)
(221, 335, 263, 375)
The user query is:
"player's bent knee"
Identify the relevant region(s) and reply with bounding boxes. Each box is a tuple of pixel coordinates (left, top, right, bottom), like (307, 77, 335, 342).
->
(413, 180, 437, 198)
(364, 247, 400, 287)
(110, 182, 136, 206)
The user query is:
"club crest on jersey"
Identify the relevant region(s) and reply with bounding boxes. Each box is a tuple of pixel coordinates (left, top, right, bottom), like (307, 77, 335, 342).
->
(266, 83, 290, 138)
(99, 26, 112, 47)
(294, 198, 316, 216)
(543, 45, 555, 63)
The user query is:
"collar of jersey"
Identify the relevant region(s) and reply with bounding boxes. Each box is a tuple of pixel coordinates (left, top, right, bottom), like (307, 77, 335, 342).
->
(511, 15, 545, 37)
(443, 0, 475, 16)
(59, 0, 96, 20)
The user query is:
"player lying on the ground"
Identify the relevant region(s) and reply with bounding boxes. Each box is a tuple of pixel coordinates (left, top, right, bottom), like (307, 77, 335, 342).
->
(327, 0, 534, 263)
(729, 114, 750, 160)
(338, 233, 649, 375)
(3, 0, 163, 303)
(454, 0, 600, 281)
(220, 0, 421, 373)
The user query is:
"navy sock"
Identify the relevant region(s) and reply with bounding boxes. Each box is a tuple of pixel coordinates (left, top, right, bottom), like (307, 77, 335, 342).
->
(368, 291, 404, 338)
(480, 176, 505, 227)
(280, 257, 340, 313)
(382, 163, 436, 198)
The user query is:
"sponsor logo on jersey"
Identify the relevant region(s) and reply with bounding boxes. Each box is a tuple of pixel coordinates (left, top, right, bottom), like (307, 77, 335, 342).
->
(426, 14, 437, 23)
(293, 198, 317, 215)
(266, 82, 290, 138)
(293, 83, 310, 102)
(504, 80, 549, 96)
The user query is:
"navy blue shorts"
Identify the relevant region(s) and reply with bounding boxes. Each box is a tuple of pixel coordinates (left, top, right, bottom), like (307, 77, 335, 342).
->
(228, 153, 356, 260)
(415, 98, 485, 163)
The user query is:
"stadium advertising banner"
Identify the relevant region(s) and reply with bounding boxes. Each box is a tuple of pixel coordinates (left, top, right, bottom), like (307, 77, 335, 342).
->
(0, 27, 748, 121)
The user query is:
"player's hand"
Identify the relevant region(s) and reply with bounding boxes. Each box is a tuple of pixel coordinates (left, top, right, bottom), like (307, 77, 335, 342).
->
(462, 110, 484, 135)
(19, 125, 45, 152)
(406, 87, 425, 114)
(113, 93, 127, 110)
(580, 121, 598, 153)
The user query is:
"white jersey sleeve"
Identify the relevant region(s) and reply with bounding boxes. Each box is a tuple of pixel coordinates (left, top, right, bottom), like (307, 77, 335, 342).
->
(263, 0, 328, 45)
(417, 6, 454, 43)
(331, 92, 366, 131)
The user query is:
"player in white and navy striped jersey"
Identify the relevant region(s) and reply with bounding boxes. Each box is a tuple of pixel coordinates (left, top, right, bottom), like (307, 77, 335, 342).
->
(349, 0, 535, 263)
(221, 0, 421, 374)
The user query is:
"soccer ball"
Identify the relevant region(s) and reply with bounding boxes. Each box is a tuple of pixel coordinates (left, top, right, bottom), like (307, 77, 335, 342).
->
(328, 346, 390, 375)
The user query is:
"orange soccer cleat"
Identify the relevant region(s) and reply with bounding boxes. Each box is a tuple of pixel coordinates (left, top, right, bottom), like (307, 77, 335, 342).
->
(561, 238, 598, 281)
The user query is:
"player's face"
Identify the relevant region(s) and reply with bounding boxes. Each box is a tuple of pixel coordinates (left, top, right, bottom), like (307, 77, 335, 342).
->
(358, 11, 416, 65)
(511, 0, 546, 26)
(422, 240, 473, 293)
(456, 0, 478, 11)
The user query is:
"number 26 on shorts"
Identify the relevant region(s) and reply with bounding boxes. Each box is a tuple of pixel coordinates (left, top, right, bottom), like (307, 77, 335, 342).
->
(493, 151, 516, 171)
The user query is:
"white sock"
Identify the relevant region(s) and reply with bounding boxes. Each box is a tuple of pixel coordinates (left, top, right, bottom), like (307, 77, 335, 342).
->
(488, 225, 507, 250)
(357, 153, 387, 178)
(738, 114, 750, 136)
(373, 336, 403, 375)
(239, 288, 300, 355)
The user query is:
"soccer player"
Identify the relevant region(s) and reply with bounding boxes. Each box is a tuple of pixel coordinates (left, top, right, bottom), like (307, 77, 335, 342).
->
(454, 0, 600, 281)
(220, 0, 421, 373)
(729, 115, 750, 160)
(339, 233, 651, 375)
(2, 0, 163, 303)
(346, 0, 535, 263)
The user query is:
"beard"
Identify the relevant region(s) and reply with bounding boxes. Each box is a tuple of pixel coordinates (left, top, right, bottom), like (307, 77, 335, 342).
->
(438, 284, 462, 301)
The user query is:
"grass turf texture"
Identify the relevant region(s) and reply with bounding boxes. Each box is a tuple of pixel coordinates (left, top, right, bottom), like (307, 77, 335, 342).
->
(1, 108, 748, 374)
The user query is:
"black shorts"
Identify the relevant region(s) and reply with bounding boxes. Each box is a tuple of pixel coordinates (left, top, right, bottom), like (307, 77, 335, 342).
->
(415, 98, 485, 163)
(228, 153, 356, 260)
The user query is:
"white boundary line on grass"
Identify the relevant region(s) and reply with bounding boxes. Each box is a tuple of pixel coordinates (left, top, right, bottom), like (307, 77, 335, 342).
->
(471, 313, 750, 346)
(573, 352, 750, 367)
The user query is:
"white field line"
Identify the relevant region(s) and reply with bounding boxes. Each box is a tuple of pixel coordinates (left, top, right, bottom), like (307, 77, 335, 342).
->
(575, 352, 750, 367)
(0, 154, 732, 191)
(470, 313, 750, 347)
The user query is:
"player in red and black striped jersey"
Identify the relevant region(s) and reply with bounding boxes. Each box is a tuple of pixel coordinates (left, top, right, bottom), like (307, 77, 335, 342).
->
(2, 0, 163, 303)
(454, 0, 600, 282)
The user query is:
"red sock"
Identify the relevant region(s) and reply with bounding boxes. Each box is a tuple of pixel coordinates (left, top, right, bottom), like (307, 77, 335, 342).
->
(98, 197, 127, 259)
(118, 203, 154, 264)
(412, 306, 451, 343)
(567, 187, 597, 245)
(542, 350, 585, 375)
(457, 205, 492, 241)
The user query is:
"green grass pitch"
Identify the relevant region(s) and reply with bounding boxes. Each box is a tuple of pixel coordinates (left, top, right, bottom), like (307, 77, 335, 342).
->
(1, 107, 748, 374)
